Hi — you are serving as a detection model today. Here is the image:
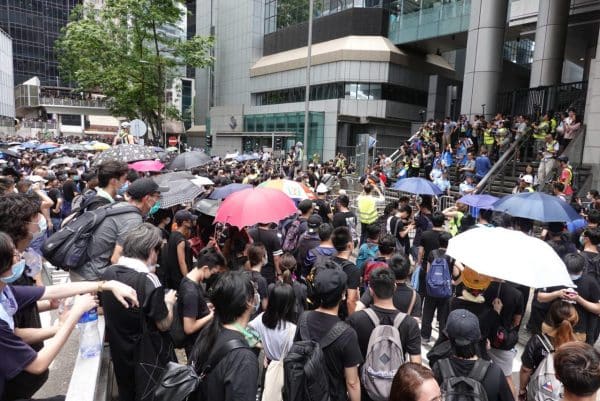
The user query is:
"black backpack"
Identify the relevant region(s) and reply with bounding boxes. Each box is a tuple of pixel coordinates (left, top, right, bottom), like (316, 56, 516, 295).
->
(437, 358, 490, 401)
(283, 312, 349, 401)
(42, 203, 141, 271)
(155, 338, 248, 401)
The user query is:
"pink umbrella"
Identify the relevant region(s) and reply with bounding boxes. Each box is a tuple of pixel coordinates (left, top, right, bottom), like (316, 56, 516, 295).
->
(129, 160, 165, 172)
(214, 187, 297, 228)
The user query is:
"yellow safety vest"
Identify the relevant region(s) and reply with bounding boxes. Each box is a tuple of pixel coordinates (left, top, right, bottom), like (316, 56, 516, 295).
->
(357, 195, 378, 225)
(483, 129, 494, 145)
(495, 127, 508, 144)
(546, 140, 558, 154)
(534, 121, 549, 140)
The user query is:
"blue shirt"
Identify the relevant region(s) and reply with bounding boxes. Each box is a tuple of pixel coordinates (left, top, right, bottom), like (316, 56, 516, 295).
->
(475, 155, 492, 178)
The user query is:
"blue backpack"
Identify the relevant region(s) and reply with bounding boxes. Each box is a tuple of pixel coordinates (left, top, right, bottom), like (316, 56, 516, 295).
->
(426, 257, 452, 298)
(356, 243, 379, 271)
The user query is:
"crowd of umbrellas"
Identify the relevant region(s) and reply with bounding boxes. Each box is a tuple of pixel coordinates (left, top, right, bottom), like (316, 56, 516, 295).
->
(0, 140, 580, 292)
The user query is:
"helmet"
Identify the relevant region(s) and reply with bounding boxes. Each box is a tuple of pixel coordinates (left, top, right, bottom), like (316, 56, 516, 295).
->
(462, 267, 491, 291)
(521, 174, 533, 184)
(316, 183, 329, 194)
(120, 121, 130, 129)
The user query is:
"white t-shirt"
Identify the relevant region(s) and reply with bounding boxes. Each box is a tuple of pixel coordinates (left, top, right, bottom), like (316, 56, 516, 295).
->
(248, 313, 296, 361)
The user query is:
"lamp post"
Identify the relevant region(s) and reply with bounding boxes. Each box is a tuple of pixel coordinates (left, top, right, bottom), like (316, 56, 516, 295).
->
(302, 0, 314, 171)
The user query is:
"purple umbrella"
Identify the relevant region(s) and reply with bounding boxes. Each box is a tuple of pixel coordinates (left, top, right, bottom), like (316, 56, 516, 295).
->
(208, 183, 252, 200)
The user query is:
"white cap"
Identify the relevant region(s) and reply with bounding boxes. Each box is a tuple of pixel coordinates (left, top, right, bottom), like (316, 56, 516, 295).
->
(316, 183, 329, 193)
(27, 175, 47, 183)
(121, 121, 130, 128)
(521, 174, 533, 184)
(296, 141, 303, 148)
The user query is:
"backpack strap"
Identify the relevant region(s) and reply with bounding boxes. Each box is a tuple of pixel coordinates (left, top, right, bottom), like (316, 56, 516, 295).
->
(200, 338, 248, 376)
(298, 312, 311, 341)
(393, 311, 407, 329)
(468, 359, 491, 382)
(437, 358, 455, 382)
(363, 308, 380, 328)
(319, 321, 349, 349)
(537, 334, 554, 353)
(407, 289, 417, 316)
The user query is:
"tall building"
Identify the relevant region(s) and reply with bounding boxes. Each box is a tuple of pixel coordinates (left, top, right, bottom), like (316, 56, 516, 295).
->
(0, 0, 80, 87)
(194, 0, 600, 171)
(0, 28, 15, 136)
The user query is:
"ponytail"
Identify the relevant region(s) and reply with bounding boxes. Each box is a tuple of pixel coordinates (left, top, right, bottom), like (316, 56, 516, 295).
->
(554, 319, 576, 348)
(281, 269, 293, 285)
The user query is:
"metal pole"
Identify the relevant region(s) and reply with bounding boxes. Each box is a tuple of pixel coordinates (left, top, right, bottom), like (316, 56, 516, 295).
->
(302, 0, 314, 171)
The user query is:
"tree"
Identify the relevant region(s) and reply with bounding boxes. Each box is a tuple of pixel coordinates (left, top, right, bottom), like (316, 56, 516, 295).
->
(56, 0, 214, 143)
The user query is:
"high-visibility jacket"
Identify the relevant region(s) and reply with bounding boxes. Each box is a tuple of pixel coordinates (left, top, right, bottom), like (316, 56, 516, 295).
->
(495, 127, 508, 144)
(483, 129, 495, 145)
(534, 121, 550, 140)
(357, 195, 378, 225)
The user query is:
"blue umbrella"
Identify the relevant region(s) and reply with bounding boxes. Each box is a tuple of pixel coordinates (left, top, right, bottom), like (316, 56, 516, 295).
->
(21, 141, 37, 149)
(208, 183, 253, 200)
(492, 192, 581, 222)
(391, 177, 442, 196)
(457, 194, 499, 209)
(36, 143, 58, 151)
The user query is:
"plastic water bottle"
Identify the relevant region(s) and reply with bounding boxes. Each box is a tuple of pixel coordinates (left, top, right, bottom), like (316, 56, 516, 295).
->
(79, 308, 101, 358)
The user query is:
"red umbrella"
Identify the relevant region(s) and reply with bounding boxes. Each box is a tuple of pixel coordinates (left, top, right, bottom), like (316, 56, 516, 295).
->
(129, 160, 165, 172)
(214, 187, 297, 228)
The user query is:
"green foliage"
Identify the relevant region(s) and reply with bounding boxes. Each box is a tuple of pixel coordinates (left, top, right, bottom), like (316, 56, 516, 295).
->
(56, 0, 214, 140)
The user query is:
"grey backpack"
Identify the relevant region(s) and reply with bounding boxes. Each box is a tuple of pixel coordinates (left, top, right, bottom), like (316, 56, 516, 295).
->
(361, 309, 406, 401)
(527, 334, 563, 401)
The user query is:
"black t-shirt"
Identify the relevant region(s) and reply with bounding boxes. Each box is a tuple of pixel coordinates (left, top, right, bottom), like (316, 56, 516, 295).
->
(433, 357, 515, 401)
(332, 256, 360, 319)
(62, 180, 78, 202)
(294, 311, 363, 401)
(360, 283, 422, 318)
(346, 305, 421, 359)
(179, 277, 210, 352)
(483, 282, 524, 329)
(246, 270, 268, 318)
(315, 199, 332, 224)
(192, 328, 259, 401)
(248, 227, 282, 284)
(420, 230, 443, 262)
(165, 231, 193, 290)
(389, 216, 410, 255)
(413, 211, 432, 248)
(521, 334, 553, 371)
(47, 188, 62, 218)
(332, 211, 357, 230)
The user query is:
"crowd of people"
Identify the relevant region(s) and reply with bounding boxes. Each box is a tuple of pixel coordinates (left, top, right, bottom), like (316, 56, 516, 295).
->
(0, 118, 597, 401)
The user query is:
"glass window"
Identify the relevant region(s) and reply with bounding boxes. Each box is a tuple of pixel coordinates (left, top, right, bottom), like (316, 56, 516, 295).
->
(370, 84, 382, 100)
(345, 83, 357, 99)
(356, 83, 370, 100)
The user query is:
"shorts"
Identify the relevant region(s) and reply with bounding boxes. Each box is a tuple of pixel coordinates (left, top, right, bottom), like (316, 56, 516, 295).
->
(488, 347, 516, 376)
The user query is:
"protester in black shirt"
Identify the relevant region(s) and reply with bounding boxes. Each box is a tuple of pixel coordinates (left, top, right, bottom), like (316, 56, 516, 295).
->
(332, 194, 359, 246)
(245, 244, 269, 315)
(45, 176, 63, 231)
(432, 309, 515, 401)
(358, 253, 422, 318)
(189, 271, 260, 401)
(179, 247, 226, 357)
(294, 269, 363, 401)
(102, 223, 177, 401)
(330, 227, 360, 317)
(347, 267, 422, 367)
(389, 204, 414, 256)
(315, 183, 333, 224)
(417, 211, 445, 299)
(248, 223, 283, 284)
(296, 214, 322, 275)
(164, 210, 196, 290)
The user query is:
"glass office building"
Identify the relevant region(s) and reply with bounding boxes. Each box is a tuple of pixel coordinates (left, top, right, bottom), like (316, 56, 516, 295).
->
(0, 28, 15, 135)
(0, 0, 80, 87)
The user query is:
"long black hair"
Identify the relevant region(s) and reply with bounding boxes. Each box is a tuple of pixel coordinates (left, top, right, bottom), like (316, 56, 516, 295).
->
(262, 283, 296, 330)
(189, 271, 254, 368)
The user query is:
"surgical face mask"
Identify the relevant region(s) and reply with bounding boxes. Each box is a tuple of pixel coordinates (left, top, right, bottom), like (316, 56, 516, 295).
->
(149, 200, 161, 216)
(1, 260, 25, 284)
(117, 182, 129, 197)
(580, 235, 586, 247)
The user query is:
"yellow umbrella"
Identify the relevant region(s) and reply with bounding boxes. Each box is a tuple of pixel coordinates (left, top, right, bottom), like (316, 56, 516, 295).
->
(92, 142, 110, 151)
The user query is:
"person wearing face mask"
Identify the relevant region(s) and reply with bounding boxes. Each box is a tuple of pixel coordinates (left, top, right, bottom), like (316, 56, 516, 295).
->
(80, 160, 129, 212)
(189, 271, 260, 401)
(163, 210, 197, 291)
(244, 244, 269, 319)
(101, 223, 177, 401)
(71, 178, 167, 282)
(0, 231, 139, 401)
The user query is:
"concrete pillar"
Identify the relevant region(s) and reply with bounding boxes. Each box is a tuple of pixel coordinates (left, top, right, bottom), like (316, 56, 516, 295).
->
(460, 0, 509, 121)
(529, 0, 571, 88)
(583, 29, 600, 190)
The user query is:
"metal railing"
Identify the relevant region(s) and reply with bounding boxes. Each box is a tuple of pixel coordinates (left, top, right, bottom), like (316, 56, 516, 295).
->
(40, 97, 110, 109)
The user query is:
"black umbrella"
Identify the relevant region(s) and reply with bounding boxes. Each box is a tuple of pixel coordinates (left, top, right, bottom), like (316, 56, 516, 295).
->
(94, 144, 157, 165)
(153, 171, 195, 185)
(159, 179, 205, 208)
(0, 148, 20, 158)
(169, 151, 212, 170)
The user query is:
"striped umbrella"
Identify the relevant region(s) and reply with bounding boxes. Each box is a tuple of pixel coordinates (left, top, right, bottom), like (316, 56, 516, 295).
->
(258, 179, 316, 200)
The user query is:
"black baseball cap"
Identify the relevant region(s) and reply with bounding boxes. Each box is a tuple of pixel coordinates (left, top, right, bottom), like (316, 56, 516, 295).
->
(445, 309, 481, 346)
(175, 209, 198, 223)
(298, 199, 313, 214)
(127, 178, 168, 200)
(314, 268, 347, 305)
(307, 214, 322, 232)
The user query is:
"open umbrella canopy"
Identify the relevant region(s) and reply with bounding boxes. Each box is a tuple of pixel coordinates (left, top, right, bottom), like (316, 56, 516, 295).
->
(492, 192, 580, 222)
(129, 160, 165, 172)
(49, 157, 81, 167)
(169, 151, 211, 170)
(214, 187, 297, 228)
(61, 144, 87, 152)
(0, 148, 20, 158)
(157, 179, 205, 209)
(21, 141, 38, 149)
(36, 143, 59, 151)
(194, 198, 220, 217)
(153, 171, 195, 185)
(456, 194, 499, 209)
(259, 179, 316, 200)
(190, 176, 214, 187)
(91, 142, 111, 151)
(391, 177, 443, 195)
(208, 183, 253, 200)
(94, 144, 157, 165)
(446, 226, 573, 288)
(166, 146, 179, 152)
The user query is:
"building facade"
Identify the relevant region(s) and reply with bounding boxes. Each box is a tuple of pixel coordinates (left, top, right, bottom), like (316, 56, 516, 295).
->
(194, 0, 599, 167)
(0, 28, 15, 137)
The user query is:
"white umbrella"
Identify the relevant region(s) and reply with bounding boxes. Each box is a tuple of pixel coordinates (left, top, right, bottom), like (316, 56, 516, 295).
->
(191, 176, 214, 187)
(446, 226, 574, 288)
